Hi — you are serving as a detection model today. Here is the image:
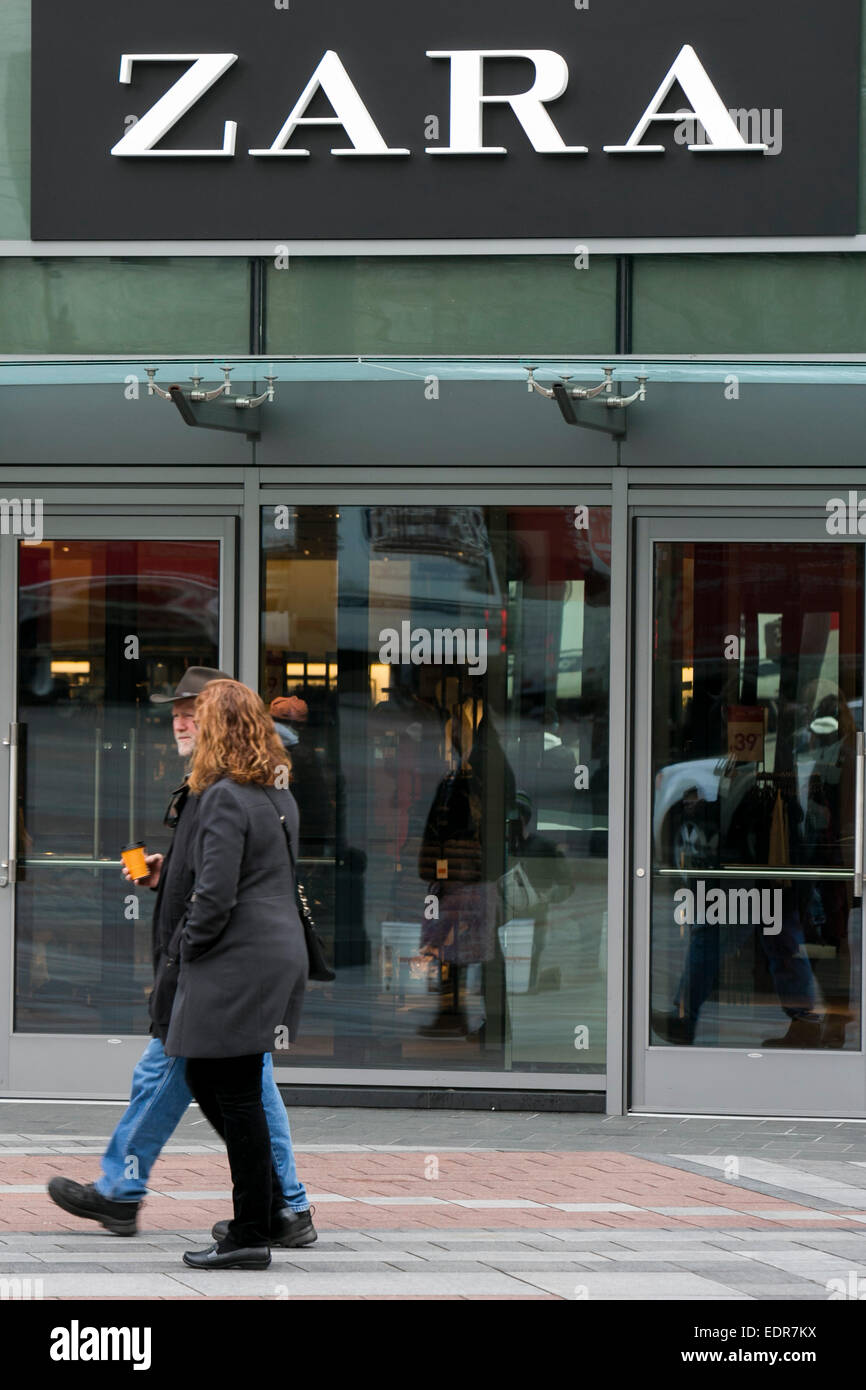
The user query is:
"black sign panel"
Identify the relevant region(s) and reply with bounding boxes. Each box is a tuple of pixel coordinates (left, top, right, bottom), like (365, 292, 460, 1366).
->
(31, 0, 860, 240)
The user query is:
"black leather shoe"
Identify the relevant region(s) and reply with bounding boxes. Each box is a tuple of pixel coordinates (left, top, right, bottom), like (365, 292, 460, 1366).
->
(47, 1177, 139, 1236)
(212, 1206, 317, 1248)
(761, 1017, 822, 1048)
(183, 1243, 271, 1270)
(651, 1010, 695, 1046)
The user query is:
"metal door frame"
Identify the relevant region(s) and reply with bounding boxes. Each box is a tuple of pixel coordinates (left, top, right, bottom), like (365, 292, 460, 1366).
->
(0, 512, 237, 1097)
(631, 512, 866, 1118)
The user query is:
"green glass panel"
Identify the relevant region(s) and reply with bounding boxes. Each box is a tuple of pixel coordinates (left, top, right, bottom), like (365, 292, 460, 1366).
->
(0, 0, 29, 239)
(0, 258, 250, 354)
(634, 255, 866, 354)
(266, 256, 616, 356)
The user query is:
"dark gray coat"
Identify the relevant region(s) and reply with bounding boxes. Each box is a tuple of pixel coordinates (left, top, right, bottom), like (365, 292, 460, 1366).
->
(164, 777, 307, 1059)
(148, 781, 199, 1043)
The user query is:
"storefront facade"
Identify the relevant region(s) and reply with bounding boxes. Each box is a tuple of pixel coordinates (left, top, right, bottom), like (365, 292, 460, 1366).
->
(1, 1, 866, 1114)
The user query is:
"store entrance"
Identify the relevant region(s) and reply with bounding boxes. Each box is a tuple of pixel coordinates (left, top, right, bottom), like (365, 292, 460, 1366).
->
(632, 516, 865, 1116)
(0, 516, 235, 1096)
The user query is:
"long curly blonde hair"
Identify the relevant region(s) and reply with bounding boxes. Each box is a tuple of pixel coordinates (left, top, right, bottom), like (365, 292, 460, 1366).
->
(188, 680, 289, 794)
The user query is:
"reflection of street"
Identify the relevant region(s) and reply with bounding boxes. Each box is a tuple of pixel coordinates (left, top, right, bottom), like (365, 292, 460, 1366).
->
(262, 503, 612, 1073)
(15, 539, 222, 1037)
(293, 857, 608, 1069)
(15, 700, 188, 1035)
(650, 878, 861, 1050)
(16, 865, 154, 1032)
(502, 856, 607, 1067)
(649, 542, 863, 1061)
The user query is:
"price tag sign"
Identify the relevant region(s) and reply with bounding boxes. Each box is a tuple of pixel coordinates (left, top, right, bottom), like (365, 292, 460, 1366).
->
(727, 705, 765, 762)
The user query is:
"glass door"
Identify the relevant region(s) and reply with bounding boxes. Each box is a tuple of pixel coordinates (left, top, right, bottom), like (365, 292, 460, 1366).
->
(632, 516, 865, 1116)
(0, 516, 235, 1096)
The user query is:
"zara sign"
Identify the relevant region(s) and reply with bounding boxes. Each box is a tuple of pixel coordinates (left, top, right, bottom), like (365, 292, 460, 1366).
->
(31, 0, 860, 241)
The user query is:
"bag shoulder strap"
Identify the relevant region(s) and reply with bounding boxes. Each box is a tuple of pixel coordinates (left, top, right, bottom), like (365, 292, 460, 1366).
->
(261, 785, 297, 874)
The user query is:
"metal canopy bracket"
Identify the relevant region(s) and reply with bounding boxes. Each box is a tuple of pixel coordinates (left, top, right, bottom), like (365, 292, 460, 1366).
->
(167, 385, 261, 438)
(145, 366, 277, 440)
(527, 365, 646, 438)
(551, 382, 626, 436)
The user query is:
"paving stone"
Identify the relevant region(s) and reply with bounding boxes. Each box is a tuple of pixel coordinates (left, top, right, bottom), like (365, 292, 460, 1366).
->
(273, 1260, 423, 1274)
(2, 1272, 203, 1297)
(491, 1261, 621, 1274)
(513, 1272, 754, 1299)
(383, 1260, 498, 1273)
(791, 1237, 866, 1254)
(738, 1287, 837, 1299)
(588, 1248, 753, 1263)
(681, 1263, 809, 1283)
(173, 1269, 537, 1296)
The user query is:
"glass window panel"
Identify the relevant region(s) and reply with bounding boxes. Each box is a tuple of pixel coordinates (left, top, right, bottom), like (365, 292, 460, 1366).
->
(261, 504, 611, 1074)
(15, 540, 221, 1034)
(266, 257, 616, 356)
(0, 0, 28, 240)
(0, 259, 249, 355)
(650, 541, 862, 1052)
(633, 254, 866, 355)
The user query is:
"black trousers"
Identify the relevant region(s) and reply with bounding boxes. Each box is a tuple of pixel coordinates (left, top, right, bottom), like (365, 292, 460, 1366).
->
(185, 1053, 283, 1249)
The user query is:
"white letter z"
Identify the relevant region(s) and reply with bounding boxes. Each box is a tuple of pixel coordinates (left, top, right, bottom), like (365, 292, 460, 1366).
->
(111, 54, 238, 156)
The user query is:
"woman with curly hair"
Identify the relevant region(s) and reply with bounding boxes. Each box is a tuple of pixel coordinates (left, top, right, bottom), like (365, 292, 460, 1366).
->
(164, 679, 307, 1270)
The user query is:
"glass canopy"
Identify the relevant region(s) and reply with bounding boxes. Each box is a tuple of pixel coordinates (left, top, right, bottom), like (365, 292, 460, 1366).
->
(3, 357, 866, 387)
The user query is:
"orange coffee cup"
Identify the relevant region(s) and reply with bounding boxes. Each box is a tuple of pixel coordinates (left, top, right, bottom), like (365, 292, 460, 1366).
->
(121, 841, 148, 880)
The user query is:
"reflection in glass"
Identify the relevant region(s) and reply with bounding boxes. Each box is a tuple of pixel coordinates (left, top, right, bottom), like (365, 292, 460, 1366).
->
(15, 541, 221, 1034)
(650, 542, 862, 1050)
(261, 505, 611, 1073)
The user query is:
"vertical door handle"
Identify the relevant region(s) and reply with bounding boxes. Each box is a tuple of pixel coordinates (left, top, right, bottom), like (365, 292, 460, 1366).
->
(855, 731, 865, 897)
(1, 723, 20, 887)
(93, 726, 102, 860)
(127, 727, 136, 843)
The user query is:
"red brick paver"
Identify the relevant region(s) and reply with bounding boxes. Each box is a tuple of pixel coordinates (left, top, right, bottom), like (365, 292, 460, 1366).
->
(0, 1149, 856, 1232)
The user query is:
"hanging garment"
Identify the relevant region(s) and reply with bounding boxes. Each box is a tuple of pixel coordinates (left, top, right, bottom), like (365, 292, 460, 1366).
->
(418, 766, 484, 884)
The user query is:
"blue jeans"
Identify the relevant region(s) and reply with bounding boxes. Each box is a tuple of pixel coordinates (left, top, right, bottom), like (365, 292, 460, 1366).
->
(677, 909, 817, 1027)
(96, 1037, 309, 1209)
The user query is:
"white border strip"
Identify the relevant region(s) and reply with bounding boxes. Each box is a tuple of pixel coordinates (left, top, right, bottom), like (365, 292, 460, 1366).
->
(635, 1111, 866, 1123)
(1, 236, 866, 257)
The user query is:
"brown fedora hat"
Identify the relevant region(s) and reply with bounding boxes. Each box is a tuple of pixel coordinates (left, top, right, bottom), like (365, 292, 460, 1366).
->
(150, 666, 234, 704)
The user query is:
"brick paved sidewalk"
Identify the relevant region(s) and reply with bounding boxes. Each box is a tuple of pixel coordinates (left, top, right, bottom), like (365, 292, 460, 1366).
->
(5, 1128, 866, 1298)
(2, 1149, 862, 1234)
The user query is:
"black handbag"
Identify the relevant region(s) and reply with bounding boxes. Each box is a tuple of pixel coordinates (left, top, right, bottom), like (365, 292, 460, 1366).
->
(265, 789, 336, 983)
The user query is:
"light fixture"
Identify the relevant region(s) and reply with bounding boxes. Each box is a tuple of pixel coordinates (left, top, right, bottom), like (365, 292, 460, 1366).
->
(524, 365, 647, 433)
(50, 660, 91, 675)
(144, 365, 278, 437)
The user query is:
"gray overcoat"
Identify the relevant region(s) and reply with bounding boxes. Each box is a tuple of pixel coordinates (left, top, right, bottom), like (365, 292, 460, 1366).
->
(164, 777, 307, 1059)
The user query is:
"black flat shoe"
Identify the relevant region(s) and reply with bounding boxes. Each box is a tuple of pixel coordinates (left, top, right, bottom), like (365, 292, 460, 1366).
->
(182, 1243, 271, 1270)
(47, 1177, 139, 1236)
(211, 1206, 317, 1249)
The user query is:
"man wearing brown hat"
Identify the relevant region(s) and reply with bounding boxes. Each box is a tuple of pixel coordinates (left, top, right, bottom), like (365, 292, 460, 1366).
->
(270, 695, 330, 855)
(48, 668, 316, 1248)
